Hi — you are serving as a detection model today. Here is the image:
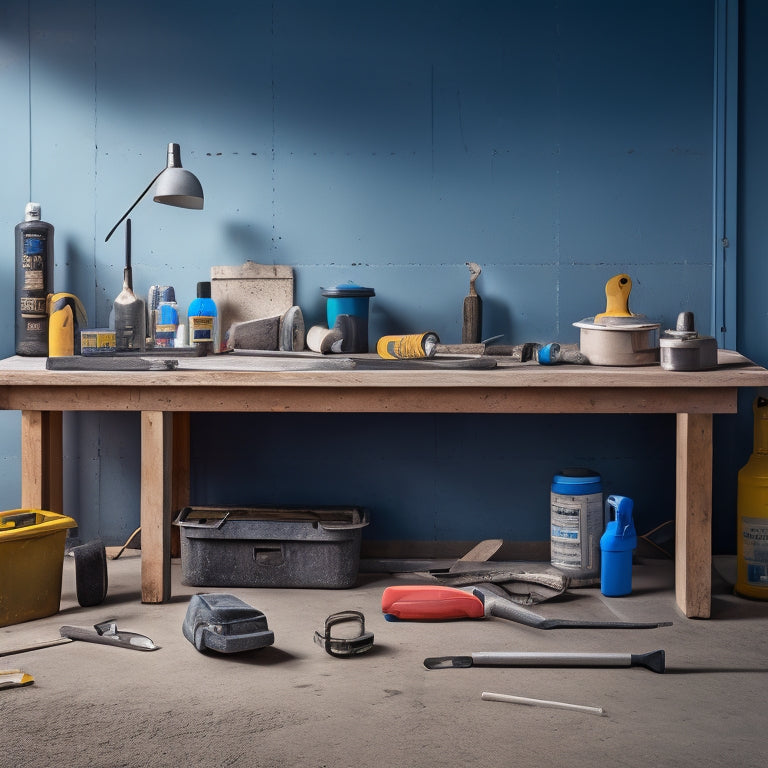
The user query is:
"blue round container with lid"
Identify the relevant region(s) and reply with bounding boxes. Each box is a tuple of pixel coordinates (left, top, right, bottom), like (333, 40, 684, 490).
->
(321, 283, 375, 327)
(321, 282, 375, 352)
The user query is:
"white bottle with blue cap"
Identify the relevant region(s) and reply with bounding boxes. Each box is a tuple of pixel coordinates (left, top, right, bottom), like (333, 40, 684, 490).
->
(600, 495, 637, 596)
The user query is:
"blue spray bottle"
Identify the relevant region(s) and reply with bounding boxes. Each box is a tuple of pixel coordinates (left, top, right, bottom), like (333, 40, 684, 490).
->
(600, 495, 637, 596)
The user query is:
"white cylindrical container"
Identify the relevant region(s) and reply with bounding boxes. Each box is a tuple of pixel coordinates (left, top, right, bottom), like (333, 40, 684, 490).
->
(550, 468, 603, 586)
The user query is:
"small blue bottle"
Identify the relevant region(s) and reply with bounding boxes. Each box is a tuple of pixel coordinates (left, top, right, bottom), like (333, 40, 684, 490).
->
(188, 281, 219, 353)
(600, 495, 637, 596)
(154, 301, 179, 348)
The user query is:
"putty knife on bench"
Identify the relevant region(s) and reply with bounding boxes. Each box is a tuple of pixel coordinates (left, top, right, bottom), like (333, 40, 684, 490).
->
(381, 585, 672, 630)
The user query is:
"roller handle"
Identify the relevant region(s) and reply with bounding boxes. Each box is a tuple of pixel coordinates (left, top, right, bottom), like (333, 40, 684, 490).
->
(424, 650, 665, 673)
(473, 649, 664, 672)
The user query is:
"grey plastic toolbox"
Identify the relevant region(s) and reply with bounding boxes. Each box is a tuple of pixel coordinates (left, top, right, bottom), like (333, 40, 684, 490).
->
(174, 506, 369, 588)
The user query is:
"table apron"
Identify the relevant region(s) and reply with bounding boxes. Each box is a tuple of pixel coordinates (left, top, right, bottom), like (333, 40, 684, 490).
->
(0, 385, 738, 414)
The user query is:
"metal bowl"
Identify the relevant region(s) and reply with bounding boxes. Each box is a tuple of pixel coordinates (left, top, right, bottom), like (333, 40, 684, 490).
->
(573, 317, 660, 366)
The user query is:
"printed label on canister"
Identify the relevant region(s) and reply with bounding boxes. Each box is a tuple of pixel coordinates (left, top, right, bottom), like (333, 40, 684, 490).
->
(551, 490, 603, 576)
(740, 516, 768, 586)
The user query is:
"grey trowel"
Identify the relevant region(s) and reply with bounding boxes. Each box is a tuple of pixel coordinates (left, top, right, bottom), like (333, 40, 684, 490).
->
(467, 584, 672, 630)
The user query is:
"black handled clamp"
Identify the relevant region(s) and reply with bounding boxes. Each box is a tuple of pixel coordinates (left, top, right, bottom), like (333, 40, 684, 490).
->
(314, 611, 374, 657)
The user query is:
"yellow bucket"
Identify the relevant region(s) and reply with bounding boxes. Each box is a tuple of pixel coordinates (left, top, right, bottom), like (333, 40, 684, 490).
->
(0, 509, 77, 627)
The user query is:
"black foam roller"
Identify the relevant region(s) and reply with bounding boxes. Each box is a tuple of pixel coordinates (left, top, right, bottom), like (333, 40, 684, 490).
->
(72, 539, 108, 607)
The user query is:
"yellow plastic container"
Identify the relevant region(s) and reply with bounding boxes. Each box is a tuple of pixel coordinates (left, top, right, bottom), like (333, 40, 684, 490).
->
(0, 509, 77, 627)
(736, 397, 768, 599)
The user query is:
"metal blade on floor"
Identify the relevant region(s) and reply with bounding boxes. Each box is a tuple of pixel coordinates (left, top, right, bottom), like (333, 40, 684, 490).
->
(470, 584, 672, 629)
(0, 622, 158, 657)
(381, 584, 672, 629)
(60, 621, 159, 651)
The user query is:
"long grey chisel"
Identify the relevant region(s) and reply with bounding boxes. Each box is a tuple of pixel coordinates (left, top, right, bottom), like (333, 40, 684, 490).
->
(424, 649, 665, 673)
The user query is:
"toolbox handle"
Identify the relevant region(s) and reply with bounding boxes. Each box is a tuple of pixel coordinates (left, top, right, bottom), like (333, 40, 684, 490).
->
(319, 509, 370, 531)
(173, 507, 230, 529)
(0, 512, 38, 530)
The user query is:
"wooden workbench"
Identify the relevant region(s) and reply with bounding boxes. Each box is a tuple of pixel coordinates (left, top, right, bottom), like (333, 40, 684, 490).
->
(1, 349, 766, 617)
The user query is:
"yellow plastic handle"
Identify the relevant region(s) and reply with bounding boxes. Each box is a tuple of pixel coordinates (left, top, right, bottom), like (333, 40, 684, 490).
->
(594, 273, 634, 321)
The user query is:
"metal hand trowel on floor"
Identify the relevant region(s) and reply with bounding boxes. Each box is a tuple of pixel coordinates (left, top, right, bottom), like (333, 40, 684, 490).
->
(0, 620, 158, 657)
(381, 584, 672, 630)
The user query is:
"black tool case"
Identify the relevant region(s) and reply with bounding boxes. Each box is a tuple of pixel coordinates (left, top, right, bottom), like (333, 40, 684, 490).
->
(174, 506, 369, 588)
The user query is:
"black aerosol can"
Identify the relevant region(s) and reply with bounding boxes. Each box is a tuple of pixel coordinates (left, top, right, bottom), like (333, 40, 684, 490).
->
(15, 202, 54, 356)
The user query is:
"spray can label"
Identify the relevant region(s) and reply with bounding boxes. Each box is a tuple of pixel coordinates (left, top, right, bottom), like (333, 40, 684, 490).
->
(739, 517, 768, 587)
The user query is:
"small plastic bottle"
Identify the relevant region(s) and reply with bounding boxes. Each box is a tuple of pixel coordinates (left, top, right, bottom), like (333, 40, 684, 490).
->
(154, 301, 179, 348)
(600, 495, 637, 597)
(188, 281, 219, 354)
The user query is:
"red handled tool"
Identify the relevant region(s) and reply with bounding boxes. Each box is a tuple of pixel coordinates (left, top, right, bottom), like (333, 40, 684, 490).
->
(382, 585, 486, 620)
(381, 585, 672, 630)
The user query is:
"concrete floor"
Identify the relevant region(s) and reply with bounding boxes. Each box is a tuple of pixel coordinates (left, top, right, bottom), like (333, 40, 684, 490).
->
(1, 553, 766, 768)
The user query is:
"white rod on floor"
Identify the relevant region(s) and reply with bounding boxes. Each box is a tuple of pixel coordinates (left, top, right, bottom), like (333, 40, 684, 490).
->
(481, 691, 605, 716)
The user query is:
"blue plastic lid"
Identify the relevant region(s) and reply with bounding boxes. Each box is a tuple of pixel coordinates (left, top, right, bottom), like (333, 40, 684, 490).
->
(321, 282, 375, 298)
(551, 467, 602, 495)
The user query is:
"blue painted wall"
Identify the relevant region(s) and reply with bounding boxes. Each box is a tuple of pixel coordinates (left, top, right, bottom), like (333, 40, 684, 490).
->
(1, 0, 763, 553)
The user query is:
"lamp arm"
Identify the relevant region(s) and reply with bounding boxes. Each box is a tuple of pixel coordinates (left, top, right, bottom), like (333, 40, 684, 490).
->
(104, 168, 164, 242)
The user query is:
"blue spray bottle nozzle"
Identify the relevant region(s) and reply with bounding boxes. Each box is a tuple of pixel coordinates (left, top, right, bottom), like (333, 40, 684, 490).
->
(605, 494, 636, 540)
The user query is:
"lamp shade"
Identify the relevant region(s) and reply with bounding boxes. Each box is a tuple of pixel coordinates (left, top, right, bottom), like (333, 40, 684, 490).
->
(153, 143, 204, 209)
(104, 142, 204, 241)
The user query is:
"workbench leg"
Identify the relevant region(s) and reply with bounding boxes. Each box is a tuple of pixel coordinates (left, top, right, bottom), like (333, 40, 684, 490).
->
(20, 410, 63, 513)
(675, 412, 713, 618)
(170, 412, 191, 558)
(140, 411, 172, 603)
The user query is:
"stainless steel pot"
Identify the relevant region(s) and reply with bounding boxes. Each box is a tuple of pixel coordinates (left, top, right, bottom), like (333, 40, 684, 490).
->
(573, 317, 660, 366)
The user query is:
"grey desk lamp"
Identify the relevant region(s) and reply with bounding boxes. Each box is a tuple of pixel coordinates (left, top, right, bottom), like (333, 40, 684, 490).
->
(104, 142, 204, 242)
(104, 142, 203, 351)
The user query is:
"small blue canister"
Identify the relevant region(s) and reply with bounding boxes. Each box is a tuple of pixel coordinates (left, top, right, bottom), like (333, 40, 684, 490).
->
(321, 282, 375, 352)
(600, 495, 637, 596)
